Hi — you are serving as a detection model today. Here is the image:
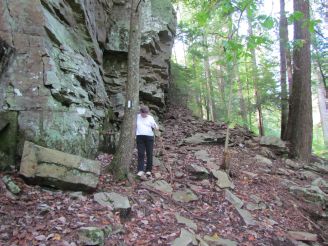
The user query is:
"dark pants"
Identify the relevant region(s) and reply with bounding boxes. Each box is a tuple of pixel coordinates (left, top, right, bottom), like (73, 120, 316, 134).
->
(136, 135, 154, 172)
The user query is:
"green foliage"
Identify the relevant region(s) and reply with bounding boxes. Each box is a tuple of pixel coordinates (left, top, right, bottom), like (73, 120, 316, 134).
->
(313, 124, 328, 158)
(257, 15, 276, 29)
(173, 0, 327, 159)
(288, 11, 304, 23)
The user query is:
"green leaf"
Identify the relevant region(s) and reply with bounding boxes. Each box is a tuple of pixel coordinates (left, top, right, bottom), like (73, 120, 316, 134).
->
(195, 11, 209, 26)
(262, 17, 275, 29)
(288, 11, 304, 24)
(307, 19, 322, 33)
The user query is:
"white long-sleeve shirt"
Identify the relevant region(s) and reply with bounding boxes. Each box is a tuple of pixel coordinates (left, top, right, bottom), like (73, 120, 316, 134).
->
(136, 114, 158, 136)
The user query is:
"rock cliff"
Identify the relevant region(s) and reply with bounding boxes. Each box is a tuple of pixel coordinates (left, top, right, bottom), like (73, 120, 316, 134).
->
(0, 0, 176, 170)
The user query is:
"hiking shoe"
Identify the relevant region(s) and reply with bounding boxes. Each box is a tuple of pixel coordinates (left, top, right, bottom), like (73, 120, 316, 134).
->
(137, 171, 145, 177)
(146, 171, 151, 176)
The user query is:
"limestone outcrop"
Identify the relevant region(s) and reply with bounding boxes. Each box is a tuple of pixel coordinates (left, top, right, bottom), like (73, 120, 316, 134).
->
(0, 0, 176, 170)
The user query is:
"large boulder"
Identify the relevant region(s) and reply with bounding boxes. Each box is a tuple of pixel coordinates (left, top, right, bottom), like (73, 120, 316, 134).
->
(259, 136, 288, 155)
(20, 141, 101, 191)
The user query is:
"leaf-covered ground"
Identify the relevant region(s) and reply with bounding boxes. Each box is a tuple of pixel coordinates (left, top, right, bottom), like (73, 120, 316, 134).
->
(0, 104, 327, 245)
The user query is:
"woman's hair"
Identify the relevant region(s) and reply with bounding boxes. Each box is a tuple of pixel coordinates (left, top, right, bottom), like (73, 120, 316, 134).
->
(140, 105, 149, 113)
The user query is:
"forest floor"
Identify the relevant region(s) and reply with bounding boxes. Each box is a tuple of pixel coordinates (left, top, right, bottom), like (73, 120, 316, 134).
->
(0, 104, 327, 246)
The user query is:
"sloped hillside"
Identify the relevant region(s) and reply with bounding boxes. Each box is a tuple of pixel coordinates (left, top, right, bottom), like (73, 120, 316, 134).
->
(0, 104, 327, 245)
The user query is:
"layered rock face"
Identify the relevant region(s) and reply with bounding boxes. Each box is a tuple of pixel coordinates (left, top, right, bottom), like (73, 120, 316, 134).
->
(0, 0, 176, 170)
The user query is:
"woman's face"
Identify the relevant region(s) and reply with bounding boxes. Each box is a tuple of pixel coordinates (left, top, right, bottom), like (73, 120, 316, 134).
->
(141, 112, 148, 118)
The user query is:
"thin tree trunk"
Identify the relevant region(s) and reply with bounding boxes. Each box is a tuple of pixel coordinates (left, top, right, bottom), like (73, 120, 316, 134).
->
(192, 55, 203, 118)
(237, 72, 248, 128)
(280, 0, 289, 140)
(232, 49, 247, 128)
(216, 66, 227, 119)
(247, 14, 265, 136)
(287, 0, 313, 162)
(318, 81, 328, 146)
(244, 58, 252, 127)
(203, 35, 215, 121)
(110, 0, 142, 179)
(221, 60, 236, 172)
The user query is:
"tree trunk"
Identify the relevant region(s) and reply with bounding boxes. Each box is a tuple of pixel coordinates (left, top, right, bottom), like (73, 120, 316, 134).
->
(221, 60, 236, 172)
(279, 0, 289, 140)
(317, 75, 328, 146)
(287, 0, 313, 162)
(247, 14, 265, 136)
(237, 75, 248, 128)
(216, 66, 227, 119)
(110, 0, 142, 180)
(203, 35, 215, 121)
(192, 55, 203, 118)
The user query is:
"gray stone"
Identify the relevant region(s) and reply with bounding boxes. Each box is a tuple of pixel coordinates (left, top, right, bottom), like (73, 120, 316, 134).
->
(287, 231, 318, 242)
(246, 202, 266, 211)
(187, 164, 209, 179)
(260, 136, 286, 148)
(194, 150, 212, 162)
(2, 176, 21, 194)
(277, 168, 292, 176)
(304, 162, 328, 174)
(175, 213, 197, 230)
(20, 141, 100, 191)
(203, 235, 238, 246)
(312, 178, 328, 188)
(241, 171, 258, 178)
(94, 192, 131, 216)
(236, 208, 256, 226)
(298, 171, 319, 181)
(69, 192, 87, 201)
(171, 228, 197, 246)
(249, 194, 262, 204)
(172, 188, 198, 203)
(182, 132, 224, 145)
(255, 155, 273, 166)
(144, 179, 173, 195)
(289, 185, 328, 206)
(175, 171, 184, 179)
(225, 190, 244, 209)
(78, 227, 104, 246)
(211, 170, 234, 189)
(285, 159, 303, 170)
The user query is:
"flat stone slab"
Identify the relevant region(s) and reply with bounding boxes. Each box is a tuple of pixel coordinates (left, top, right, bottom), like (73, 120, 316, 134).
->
(182, 132, 223, 145)
(143, 179, 173, 195)
(203, 235, 238, 246)
(255, 155, 273, 166)
(194, 150, 211, 162)
(211, 170, 234, 189)
(285, 159, 303, 170)
(94, 192, 130, 210)
(236, 208, 256, 226)
(225, 190, 244, 209)
(20, 141, 101, 191)
(186, 164, 209, 179)
(287, 231, 318, 242)
(173, 188, 198, 203)
(260, 136, 286, 148)
(171, 228, 197, 246)
(175, 213, 197, 230)
(94, 192, 131, 218)
(289, 185, 328, 206)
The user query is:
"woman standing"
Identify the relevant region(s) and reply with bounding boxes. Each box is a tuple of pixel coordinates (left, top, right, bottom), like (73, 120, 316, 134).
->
(136, 106, 159, 177)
